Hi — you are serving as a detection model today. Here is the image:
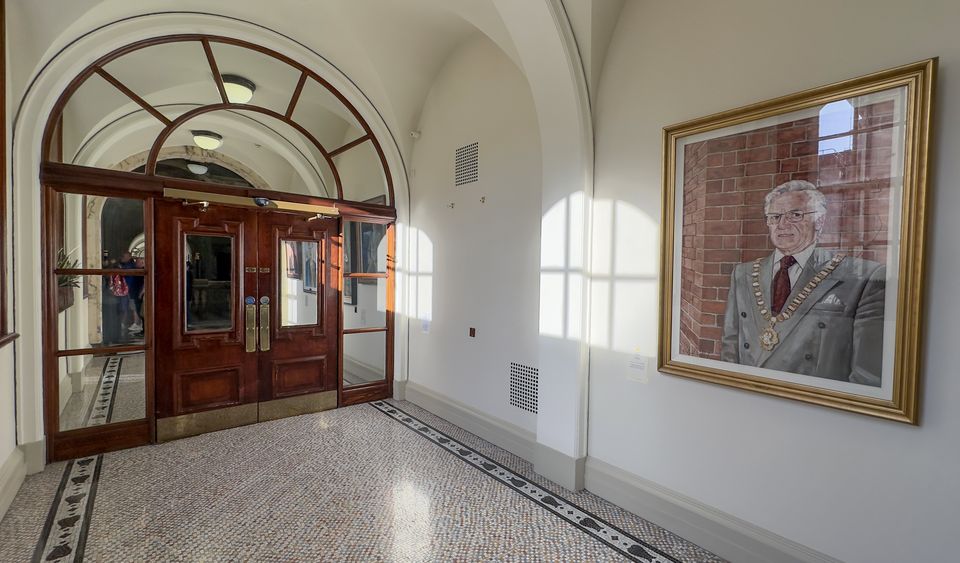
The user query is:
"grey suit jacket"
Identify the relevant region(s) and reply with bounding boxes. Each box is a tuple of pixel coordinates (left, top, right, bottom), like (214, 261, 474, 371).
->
(720, 248, 885, 387)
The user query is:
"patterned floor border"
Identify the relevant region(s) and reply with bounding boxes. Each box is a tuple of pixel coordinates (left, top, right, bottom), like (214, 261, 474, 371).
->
(371, 400, 680, 563)
(32, 456, 103, 563)
(84, 357, 123, 426)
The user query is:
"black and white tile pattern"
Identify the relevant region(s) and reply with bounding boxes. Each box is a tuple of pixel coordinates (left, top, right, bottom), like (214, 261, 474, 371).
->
(371, 401, 680, 563)
(84, 357, 122, 426)
(3, 401, 719, 562)
(33, 456, 103, 563)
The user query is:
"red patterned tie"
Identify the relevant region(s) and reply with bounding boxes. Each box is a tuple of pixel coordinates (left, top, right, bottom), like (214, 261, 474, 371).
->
(771, 255, 797, 315)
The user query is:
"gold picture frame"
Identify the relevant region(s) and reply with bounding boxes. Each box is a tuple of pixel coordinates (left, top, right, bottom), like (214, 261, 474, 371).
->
(659, 59, 936, 424)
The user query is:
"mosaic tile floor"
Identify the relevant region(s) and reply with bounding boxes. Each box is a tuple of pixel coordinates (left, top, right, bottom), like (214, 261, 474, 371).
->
(0, 400, 725, 562)
(59, 353, 146, 431)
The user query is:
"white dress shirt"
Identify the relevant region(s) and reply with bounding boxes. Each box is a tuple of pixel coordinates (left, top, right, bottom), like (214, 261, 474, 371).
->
(772, 245, 816, 288)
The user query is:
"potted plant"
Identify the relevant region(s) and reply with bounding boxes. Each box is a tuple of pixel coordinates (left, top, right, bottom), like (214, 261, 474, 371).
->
(57, 248, 80, 312)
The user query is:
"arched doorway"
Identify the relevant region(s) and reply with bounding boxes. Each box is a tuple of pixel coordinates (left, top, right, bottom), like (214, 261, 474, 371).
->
(41, 35, 397, 461)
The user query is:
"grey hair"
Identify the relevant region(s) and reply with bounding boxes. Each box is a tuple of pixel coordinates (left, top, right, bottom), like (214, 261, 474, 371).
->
(764, 180, 827, 216)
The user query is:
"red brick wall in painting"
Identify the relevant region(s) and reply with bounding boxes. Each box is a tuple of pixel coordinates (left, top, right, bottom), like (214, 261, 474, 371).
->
(679, 100, 895, 360)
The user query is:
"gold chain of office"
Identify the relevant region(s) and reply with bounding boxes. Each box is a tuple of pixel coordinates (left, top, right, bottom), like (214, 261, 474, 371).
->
(750, 254, 845, 351)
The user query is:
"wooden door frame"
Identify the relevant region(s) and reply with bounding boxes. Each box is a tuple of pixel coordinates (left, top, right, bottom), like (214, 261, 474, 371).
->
(42, 181, 156, 461)
(41, 163, 396, 460)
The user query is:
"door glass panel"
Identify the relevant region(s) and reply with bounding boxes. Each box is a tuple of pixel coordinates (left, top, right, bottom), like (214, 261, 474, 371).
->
(344, 221, 387, 274)
(343, 331, 386, 387)
(59, 351, 146, 431)
(184, 235, 234, 332)
(280, 240, 320, 327)
(59, 194, 145, 269)
(59, 275, 145, 350)
(343, 278, 387, 329)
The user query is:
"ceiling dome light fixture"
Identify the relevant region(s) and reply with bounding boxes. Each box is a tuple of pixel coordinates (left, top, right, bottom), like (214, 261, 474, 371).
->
(222, 74, 257, 104)
(191, 130, 223, 151)
(186, 162, 209, 175)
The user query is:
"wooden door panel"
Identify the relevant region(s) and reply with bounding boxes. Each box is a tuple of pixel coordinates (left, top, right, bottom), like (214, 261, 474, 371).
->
(257, 213, 339, 401)
(155, 201, 259, 418)
(270, 356, 327, 398)
(174, 366, 243, 414)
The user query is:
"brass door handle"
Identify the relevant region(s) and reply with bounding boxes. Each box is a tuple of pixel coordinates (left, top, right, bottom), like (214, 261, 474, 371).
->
(244, 302, 257, 353)
(259, 299, 271, 351)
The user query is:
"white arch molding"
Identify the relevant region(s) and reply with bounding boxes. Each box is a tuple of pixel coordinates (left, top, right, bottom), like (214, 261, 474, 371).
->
(489, 0, 594, 490)
(11, 12, 411, 451)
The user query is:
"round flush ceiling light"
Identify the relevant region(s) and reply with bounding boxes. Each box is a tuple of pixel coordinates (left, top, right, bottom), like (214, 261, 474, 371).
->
(186, 162, 209, 175)
(191, 130, 223, 151)
(222, 74, 256, 104)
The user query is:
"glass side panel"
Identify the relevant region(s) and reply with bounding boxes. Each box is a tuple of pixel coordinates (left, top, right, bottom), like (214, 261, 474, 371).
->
(101, 41, 223, 120)
(59, 352, 146, 432)
(334, 138, 389, 203)
(59, 275, 145, 350)
(185, 235, 234, 332)
(343, 278, 387, 329)
(344, 221, 387, 274)
(280, 240, 320, 327)
(343, 331, 386, 388)
(59, 194, 145, 269)
(157, 109, 334, 197)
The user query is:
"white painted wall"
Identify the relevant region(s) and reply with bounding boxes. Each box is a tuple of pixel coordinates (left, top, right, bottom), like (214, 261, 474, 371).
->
(588, 1, 960, 562)
(0, 345, 15, 465)
(407, 33, 541, 432)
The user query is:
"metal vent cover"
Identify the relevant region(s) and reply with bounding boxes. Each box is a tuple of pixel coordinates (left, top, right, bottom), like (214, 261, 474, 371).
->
(509, 362, 538, 414)
(454, 142, 479, 186)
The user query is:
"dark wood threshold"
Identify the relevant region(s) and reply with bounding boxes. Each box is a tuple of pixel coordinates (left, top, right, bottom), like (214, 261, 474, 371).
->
(341, 382, 392, 406)
(50, 419, 152, 462)
(0, 332, 18, 349)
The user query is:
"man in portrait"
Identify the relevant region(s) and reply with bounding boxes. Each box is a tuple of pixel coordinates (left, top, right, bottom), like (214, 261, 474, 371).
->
(721, 180, 886, 387)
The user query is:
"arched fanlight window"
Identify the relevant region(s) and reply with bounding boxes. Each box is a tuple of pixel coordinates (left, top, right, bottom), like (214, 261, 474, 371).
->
(43, 35, 393, 206)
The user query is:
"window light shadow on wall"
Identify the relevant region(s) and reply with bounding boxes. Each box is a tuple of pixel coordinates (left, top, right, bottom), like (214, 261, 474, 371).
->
(539, 193, 660, 352)
(539, 193, 585, 340)
(589, 199, 659, 353)
(403, 226, 434, 323)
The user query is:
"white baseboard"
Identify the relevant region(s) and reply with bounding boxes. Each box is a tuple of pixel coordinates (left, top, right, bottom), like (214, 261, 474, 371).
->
(393, 379, 407, 400)
(533, 442, 585, 492)
(20, 439, 46, 474)
(584, 457, 841, 563)
(0, 447, 27, 522)
(404, 382, 536, 462)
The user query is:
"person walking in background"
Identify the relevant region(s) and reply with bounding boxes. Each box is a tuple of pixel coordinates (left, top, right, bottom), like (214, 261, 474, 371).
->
(118, 251, 142, 334)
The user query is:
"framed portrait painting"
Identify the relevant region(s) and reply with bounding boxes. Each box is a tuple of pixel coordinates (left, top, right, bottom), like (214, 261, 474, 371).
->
(659, 59, 936, 423)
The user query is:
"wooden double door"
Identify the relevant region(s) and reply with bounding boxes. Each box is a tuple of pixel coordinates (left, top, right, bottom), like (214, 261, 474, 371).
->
(154, 201, 339, 434)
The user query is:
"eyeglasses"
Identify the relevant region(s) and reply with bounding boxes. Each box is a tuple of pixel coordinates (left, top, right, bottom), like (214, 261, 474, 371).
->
(765, 210, 819, 225)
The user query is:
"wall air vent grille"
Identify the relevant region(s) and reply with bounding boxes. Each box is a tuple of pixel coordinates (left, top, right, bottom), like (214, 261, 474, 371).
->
(454, 142, 479, 186)
(509, 362, 538, 414)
